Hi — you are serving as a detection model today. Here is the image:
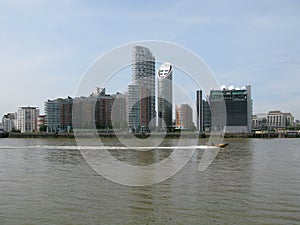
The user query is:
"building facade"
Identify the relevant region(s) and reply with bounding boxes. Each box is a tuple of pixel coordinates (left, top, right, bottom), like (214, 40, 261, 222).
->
(95, 94, 114, 129)
(157, 62, 173, 130)
(111, 92, 127, 129)
(127, 84, 140, 132)
(196, 90, 212, 132)
(266, 111, 294, 129)
(45, 97, 73, 132)
(267, 111, 285, 128)
(175, 104, 193, 129)
(73, 89, 127, 130)
(72, 96, 96, 130)
(128, 46, 155, 132)
(252, 113, 267, 130)
(284, 112, 294, 127)
(253, 111, 295, 130)
(2, 112, 17, 132)
(37, 115, 46, 131)
(45, 99, 60, 132)
(196, 90, 204, 132)
(208, 85, 253, 133)
(17, 107, 39, 133)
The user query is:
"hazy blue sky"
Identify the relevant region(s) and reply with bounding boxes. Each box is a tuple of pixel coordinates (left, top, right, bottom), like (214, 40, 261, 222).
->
(0, 0, 300, 119)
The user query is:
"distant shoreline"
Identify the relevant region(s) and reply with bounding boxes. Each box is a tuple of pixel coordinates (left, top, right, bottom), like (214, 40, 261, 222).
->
(6, 132, 299, 139)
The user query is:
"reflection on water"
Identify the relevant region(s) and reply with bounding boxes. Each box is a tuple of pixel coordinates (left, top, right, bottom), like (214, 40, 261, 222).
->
(0, 138, 299, 224)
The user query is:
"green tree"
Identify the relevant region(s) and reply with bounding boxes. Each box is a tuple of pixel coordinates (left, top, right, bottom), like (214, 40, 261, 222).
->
(39, 125, 47, 132)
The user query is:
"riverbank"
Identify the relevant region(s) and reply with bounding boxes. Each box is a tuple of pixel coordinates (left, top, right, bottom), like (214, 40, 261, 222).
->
(8, 132, 75, 138)
(7, 131, 299, 139)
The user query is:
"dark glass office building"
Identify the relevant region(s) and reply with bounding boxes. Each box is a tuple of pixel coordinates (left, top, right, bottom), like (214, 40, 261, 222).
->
(209, 85, 252, 133)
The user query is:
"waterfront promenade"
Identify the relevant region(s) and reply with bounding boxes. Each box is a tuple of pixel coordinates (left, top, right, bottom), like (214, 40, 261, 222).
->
(7, 130, 299, 139)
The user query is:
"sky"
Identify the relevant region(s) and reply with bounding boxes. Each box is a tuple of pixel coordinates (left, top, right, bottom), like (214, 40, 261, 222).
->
(0, 0, 300, 119)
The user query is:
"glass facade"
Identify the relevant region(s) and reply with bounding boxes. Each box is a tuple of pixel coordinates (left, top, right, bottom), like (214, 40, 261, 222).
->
(157, 63, 173, 130)
(128, 46, 155, 132)
(208, 85, 252, 133)
(45, 97, 73, 132)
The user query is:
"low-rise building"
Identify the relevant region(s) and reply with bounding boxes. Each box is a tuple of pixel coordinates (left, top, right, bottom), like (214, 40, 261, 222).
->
(254, 111, 295, 129)
(267, 111, 285, 128)
(252, 113, 267, 130)
(283, 112, 294, 127)
(37, 115, 46, 131)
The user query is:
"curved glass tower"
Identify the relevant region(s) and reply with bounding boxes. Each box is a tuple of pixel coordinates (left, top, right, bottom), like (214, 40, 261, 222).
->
(128, 46, 155, 132)
(157, 62, 173, 130)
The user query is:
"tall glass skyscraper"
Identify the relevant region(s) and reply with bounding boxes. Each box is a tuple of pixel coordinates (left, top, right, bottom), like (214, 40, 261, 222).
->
(157, 62, 173, 130)
(128, 46, 155, 132)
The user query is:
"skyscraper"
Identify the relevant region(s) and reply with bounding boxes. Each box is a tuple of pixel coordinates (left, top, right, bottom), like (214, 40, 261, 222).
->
(196, 90, 212, 132)
(128, 46, 155, 132)
(157, 62, 173, 130)
(196, 90, 203, 132)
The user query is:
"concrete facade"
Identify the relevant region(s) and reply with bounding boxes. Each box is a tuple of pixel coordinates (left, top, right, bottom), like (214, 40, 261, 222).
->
(17, 107, 39, 133)
(175, 104, 193, 129)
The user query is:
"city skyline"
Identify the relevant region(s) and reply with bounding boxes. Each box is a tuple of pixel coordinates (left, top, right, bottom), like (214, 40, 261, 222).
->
(0, 1, 300, 118)
(1, 75, 297, 133)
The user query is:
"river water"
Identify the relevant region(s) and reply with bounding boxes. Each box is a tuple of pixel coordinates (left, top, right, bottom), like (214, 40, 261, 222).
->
(0, 138, 299, 224)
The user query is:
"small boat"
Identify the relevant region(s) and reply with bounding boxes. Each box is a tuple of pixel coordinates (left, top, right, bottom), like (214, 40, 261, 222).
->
(206, 142, 229, 148)
(216, 143, 229, 148)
